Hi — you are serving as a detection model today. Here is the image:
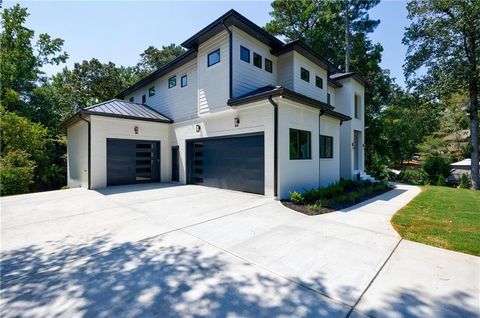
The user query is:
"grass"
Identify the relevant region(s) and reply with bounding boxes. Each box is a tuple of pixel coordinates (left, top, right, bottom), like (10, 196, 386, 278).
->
(391, 185, 480, 256)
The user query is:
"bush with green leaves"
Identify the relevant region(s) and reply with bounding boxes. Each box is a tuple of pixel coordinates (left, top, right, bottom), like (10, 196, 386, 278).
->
(289, 191, 304, 204)
(459, 173, 469, 189)
(436, 175, 446, 186)
(422, 154, 451, 184)
(398, 169, 427, 185)
(0, 150, 36, 195)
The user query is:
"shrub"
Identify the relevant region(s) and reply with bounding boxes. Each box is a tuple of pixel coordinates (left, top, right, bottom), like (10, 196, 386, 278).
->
(459, 173, 469, 189)
(436, 175, 446, 186)
(290, 191, 304, 204)
(0, 150, 36, 196)
(422, 154, 451, 184)
(398, 169, 427, 185)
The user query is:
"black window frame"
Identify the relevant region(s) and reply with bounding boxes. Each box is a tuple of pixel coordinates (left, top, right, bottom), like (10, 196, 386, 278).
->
(327, 93, 331, 105)
(149, 86, 155, 97)
(129, 97, 134, 102)
(320, 135, 334, 159)
(315, 76, 323, 89)
(300, 67, 310, 82)
(355, 94, 361, 119)
(181, 75, 188, 87)
(207, 49, 221, 67)
(265, 58, 273, 73)
(253, 52, 262, 68)
(289, 128, 312, 160)
(240, 46, 250, 63)
(142, 95, 146, 104)
(168, 75, 176, 89)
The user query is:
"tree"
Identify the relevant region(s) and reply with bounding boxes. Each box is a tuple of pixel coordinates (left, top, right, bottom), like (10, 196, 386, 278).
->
(403, 0, 480, 189)
(135, 44, 185, 78)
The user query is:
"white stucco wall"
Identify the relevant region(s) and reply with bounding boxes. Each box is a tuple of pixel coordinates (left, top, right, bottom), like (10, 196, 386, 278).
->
(319, 115, 341, 187)
(67, 120, 89, 188)
(89, 115, 171, 189)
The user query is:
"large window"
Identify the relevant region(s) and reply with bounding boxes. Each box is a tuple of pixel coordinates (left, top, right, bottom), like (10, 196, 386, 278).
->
(208, 49, 221, 67)
(320, 135, 333, 158)
(290, 129, 311, 160)
(240, 46, 250, 63)
(168, 76, 176, 88)
(265, 58, 273, 73)
(301, 67, 310, 82)
(315, 76, 323, 89)
(253, 52, 262, 68)
(181, 75, 188, 87)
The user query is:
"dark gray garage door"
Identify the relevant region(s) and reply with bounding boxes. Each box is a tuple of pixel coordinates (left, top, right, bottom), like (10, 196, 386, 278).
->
(107, 139, 160, 186)
(187, 133, 264, 195)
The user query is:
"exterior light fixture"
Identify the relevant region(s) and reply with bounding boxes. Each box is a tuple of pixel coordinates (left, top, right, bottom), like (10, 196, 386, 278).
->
(195, 124, 201, 132)
(234, 117, 240, 127)
(134, 126, 139, 134)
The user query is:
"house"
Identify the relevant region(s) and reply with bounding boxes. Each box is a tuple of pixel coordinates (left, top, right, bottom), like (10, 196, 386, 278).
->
(63, 10, 367, 199)
(448, 158, 479, 185)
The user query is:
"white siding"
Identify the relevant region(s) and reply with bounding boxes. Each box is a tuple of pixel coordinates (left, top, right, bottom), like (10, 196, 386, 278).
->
(277, 52, 294, 89)
(231, 27, 277, 98)
(327, 85, 337, 107)
(197, 31, 230, 114)
(89, 116, 171, 189)
(319, 115, 341, 187)
(67, 120, 89, 188)
(292, 51, 328, 103)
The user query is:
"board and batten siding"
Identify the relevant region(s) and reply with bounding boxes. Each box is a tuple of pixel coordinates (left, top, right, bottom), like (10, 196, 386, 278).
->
(231, 27, 277, 98)
(292, 51, 328, 103)
(276, 51, 294, 90)
(67, 120, 89, 188)
(197, 30, 230, 115)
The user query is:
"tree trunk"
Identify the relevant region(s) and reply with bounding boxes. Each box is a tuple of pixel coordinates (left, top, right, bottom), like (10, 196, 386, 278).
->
(469, 81, 479, 190)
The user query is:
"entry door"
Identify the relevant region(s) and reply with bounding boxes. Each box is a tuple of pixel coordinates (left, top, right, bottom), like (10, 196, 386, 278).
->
(107, 139, 160, 186)
(171, 146, 179, 182)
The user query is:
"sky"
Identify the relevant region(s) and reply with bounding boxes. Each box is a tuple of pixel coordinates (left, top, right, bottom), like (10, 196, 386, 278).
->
(4, 0, 410, 87)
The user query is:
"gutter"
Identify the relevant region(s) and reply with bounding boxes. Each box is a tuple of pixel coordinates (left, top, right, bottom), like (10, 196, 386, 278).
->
(222, 20, 233, 99)
(78, 115, 91, 190)
(268, 96, 278, 198)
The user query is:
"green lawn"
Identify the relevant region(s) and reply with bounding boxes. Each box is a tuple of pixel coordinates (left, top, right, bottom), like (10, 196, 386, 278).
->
(391, 185, 480, 256)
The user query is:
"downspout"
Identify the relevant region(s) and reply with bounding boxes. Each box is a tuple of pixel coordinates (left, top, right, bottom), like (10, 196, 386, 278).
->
(222, 20, 233, 99)
(268, 96, 278, 198)
(79, 114, 91, 190)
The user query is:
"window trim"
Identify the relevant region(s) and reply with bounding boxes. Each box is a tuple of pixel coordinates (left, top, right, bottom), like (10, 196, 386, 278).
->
(181, 75, 188, 88)
(300, 67, 310, 82)
(265, 58, 273, 73)
(207, 48, 221, 67)
(319, 135, 334, 159)
(289, 128, 312, 160)
(148, 86, 155, 97)
(240, 46, 250, 63)
(253, 52, 262, 69)
(315, 76, 323, 89)
(168, 75, 176, 89)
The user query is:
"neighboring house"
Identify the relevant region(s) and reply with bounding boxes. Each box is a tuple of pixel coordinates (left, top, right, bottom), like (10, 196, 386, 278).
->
(448, 158, 479, 185)
(63, 10, 367, 199)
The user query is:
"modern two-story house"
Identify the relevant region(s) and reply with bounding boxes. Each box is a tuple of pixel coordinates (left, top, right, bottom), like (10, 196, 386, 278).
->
(64, 10, 367, 199)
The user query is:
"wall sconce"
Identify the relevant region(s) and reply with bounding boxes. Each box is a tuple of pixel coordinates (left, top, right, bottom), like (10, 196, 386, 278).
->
(195, 124, 201, 132)
(234, 117, 240, 127)
(134, 126, 139, 134)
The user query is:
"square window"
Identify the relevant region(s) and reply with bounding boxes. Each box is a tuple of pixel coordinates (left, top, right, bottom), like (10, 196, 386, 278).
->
(208, 49, 220, 67)
(149, 86, 155, 97)
(301, 67, 310, 82)
(168, 76, 176, 88)
(315, 76, 323, 89)
(289, 128, 311, 160)
(240, 46, 250, 63)
(265, 58, 273, 73)
(142, 95, 146, 104)
(253, 52, 262, 68)
(320, 135, 333, 158)
(181, 75, 188, 87)
(129, 97, 134, 102)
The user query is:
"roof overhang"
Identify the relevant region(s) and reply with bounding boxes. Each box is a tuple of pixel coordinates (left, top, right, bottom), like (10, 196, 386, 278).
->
(330, 72, 368, 86)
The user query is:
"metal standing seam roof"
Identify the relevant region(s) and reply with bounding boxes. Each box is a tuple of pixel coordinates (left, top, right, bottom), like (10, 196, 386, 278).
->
(82, 99, 172, 122)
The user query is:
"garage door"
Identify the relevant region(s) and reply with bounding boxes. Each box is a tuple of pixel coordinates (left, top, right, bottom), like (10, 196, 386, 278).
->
(107, 139, 160, 186)
(187, 133, 264, 194)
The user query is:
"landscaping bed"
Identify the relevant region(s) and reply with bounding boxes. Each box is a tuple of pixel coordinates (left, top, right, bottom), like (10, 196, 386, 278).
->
(282, 179, 394, 215)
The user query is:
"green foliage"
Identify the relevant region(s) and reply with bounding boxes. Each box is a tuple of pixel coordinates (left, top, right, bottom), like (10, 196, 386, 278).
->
(397, 169, 427, 185)
(460, 173, 469, 189)
(0, 150, 36, 195)
(289, 191, 304, 204)
(436, 175, 446, 186)
(422, 154, 451, 185)
(135, 44, 185, 78)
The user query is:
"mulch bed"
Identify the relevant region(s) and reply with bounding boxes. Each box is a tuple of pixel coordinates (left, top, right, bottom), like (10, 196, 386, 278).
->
(281, 186, 395, 216)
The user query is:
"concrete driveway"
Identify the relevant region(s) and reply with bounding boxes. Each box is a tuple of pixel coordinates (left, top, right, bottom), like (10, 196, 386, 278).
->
(1, 183, 478, 318)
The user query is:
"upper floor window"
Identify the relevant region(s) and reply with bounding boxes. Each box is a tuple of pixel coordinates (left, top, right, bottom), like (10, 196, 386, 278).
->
(149, 86, 155, 97)
(355, 94, 361, 119)
(253, 52, 262, 68)
(142, 95, 146, 104)
(181, 75, 188, 87)
(208, 49, 220, 67)
(265, 58, 273, 73)
(290, 128, 311, 160)
(240, 46, 250, 63)
(320, 135, 333, 159)
(300, 67, 310, 82)
(129, 97, 134, 102)
(315, 76, 323, 89)
(168, 76, 176, 88)
(327, 93, 331, 105)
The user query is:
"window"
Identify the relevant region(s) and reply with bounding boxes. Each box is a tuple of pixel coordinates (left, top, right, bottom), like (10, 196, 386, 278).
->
(300, 67, 310, 82)
(289, 128, 311, 160)
(168, 76, 176, 88)
(240, 46, 250, 63)
(207, 49, 220, 67)
(265, 58, 273, 73)
(149, 86, 155, 97)
(142, 95, 146, 104)
(129, 97, 134, 102)
(327, 93, 331, 105)
(315, 76, 323, 89)
(181, 75, 188, 87)
(355, 94, 361, 119)
(320, 135, 333, 159)
(253, 52, 262, 68)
